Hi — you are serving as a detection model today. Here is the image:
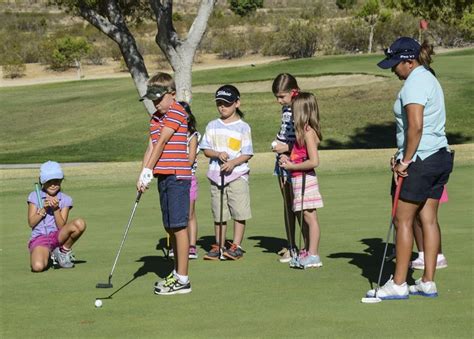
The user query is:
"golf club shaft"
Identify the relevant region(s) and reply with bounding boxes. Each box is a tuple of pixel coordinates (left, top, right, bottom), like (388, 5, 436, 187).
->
(107, 191, 142, 282)
(219, 172, 224, 251)
(376, 176, 404, 288)
(278, 171, 295, 253)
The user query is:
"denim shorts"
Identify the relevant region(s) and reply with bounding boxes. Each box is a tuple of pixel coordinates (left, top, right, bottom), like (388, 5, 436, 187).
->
(157, 175, 191, 228)
(392, 148, 453, 202)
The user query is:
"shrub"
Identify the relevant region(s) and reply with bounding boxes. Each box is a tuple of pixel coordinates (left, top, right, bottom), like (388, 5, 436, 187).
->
(42, 36, 91, 71)
(263, 20, 320, 59)
(329, 18, 369, 54)
(229, 0, 264, 17)
(2, 54, 26, 79)
(213, 30, 248, 59)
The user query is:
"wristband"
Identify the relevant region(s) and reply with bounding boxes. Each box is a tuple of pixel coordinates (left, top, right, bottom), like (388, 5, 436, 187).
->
(400, 159, 412, 166)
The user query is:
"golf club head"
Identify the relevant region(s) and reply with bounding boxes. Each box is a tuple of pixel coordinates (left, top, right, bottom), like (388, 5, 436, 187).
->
(361, 296, 382, 304)
(96, 282, 113, 289)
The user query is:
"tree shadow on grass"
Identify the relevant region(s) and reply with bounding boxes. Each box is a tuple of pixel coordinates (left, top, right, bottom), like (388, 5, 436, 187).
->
(247, 236, 287, 254)
(327, 238, 416, 289)
(321, 122, 471, 149)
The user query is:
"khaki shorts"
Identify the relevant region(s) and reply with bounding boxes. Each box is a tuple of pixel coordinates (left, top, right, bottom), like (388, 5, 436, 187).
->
(210, 177, 252, 222)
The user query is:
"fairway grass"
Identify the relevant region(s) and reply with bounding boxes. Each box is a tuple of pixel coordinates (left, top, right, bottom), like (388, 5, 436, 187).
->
(1, 148, 472, 338)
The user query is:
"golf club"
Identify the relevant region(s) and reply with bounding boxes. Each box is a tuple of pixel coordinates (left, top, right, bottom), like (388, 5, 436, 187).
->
(218, 172, 225, 259)
(361, 176, 404, 303)
(35, 183, 55, 265)
(277, 167, 296, 260)
(96, 191, 142, 289)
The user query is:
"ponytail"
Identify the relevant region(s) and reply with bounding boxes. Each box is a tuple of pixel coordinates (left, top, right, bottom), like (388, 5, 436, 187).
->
(418, 40, 435, 72)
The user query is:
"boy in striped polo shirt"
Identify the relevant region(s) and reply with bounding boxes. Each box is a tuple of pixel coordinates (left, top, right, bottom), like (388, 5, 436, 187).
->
(137, 72, 192, 295)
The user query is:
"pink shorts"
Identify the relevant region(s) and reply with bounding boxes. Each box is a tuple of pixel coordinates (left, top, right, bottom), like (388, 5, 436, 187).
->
(28, 231, 61, 252)
(190, 175, 198, 202)
(439, 185, 448, 204)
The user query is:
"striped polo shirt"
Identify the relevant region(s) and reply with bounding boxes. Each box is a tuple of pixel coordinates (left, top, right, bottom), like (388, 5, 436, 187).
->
(149, 101, 191, 179)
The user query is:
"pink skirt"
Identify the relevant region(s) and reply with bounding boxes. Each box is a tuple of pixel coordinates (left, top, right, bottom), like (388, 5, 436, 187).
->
(291, 174, 324, 211)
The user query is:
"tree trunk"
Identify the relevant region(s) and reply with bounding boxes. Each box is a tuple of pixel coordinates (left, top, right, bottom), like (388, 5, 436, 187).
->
(368, 24, 375, 53)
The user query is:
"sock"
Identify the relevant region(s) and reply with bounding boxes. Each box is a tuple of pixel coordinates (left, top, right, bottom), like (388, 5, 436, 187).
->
(172, 269, 177, 277)
(175, 273, 189, 284)
(437, 253, 445, 260)
(418, 251, 424, 259)
(60, 245, 71, 253)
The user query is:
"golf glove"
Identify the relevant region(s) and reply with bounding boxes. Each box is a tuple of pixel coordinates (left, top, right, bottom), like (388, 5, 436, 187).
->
(139, 168, 153, 188)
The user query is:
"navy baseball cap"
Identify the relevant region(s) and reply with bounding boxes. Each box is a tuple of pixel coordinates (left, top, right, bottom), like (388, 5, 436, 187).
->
(377, 37, 421, 69)
(215, 85, 240, 103)
(139, 85, 172, 101)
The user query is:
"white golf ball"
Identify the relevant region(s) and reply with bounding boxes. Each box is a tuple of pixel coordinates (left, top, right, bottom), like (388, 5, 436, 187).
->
(95, 299, 103, 308)
(271, 141, 278, 149)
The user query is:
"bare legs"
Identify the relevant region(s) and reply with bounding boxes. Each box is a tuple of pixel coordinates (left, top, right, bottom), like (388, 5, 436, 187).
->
(393, 198, 440, 285)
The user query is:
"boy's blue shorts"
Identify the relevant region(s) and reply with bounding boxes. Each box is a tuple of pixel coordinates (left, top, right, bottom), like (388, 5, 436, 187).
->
(157, 175, 191, 228)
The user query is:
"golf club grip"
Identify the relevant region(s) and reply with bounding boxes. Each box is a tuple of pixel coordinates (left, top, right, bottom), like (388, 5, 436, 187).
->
(135, 190, 142, 203)
(391, 176, 404, 218)
(34, 183, 43, 209)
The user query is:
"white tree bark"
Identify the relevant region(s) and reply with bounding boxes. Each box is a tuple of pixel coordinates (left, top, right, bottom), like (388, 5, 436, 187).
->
(151, 0, 216, 102)
(76, 0, 215, 114)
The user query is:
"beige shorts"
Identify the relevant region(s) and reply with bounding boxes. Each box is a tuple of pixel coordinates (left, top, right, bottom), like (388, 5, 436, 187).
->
(210, 177, 252, 222)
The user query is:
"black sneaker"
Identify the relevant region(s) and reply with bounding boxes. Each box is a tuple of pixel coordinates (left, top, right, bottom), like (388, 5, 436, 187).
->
(154, 276, 192, 295)
(223, 243, 243, 260)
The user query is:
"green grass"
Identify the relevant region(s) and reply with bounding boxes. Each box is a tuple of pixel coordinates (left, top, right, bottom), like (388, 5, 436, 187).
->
(1, 49, 473, 163)
(1, 158, 472, 338)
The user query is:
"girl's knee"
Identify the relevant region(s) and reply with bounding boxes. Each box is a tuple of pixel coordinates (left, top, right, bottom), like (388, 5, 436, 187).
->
(31, 261, 47, 272)
(73, 218, 87, 233)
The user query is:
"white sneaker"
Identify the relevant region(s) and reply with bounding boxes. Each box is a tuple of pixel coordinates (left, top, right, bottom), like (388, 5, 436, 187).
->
(366, 276, 409, 300)
(410, 255, 448, 270)
(409, 278, 438, 297)
(279, 248, 297, 263)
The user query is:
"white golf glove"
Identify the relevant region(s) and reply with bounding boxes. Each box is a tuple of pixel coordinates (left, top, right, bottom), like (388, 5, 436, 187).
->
(139, 168, 153, 188)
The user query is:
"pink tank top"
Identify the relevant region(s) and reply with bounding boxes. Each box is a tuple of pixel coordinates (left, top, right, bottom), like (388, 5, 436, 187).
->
(290, 141, 315, 177)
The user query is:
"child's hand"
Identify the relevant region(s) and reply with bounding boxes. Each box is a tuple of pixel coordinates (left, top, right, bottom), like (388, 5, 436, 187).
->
(36, 207, 46, 217)
(218, 152, 229, 163)
(46, 197, 59, 210)
(279, 155, 293, 170)
(272, 141, 288, 154)
(220, 160, 236, 173)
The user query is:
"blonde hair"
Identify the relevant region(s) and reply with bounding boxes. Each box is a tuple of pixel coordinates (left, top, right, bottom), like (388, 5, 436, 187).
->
(148, 72, 176, 91)
(291, 92, 322, 145)
(418, 40, 435, 67)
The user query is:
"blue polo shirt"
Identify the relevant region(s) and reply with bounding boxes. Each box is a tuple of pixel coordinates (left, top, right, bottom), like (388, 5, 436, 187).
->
(393, 65, 448, 161)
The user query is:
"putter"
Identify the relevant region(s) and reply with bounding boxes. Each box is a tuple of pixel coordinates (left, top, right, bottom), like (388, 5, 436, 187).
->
(35, 183, 56, 265)
(165, 233, 170, 260)
(277, 169, 296, 260)
(361, 176, 404, 303)
(218, 172, 225, 259)
(96, 191, 142, 288)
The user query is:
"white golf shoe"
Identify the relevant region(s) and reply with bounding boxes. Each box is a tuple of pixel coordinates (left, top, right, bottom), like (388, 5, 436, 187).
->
(409, 278, 438, 297)
(366, 276, 409, 300)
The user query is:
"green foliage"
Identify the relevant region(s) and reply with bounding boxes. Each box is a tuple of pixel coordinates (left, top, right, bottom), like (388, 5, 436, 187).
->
(357, 0, 381, 24)
(263, 20, 320, 59)
(374, 13, 419, 48)
(388, 0, 473, 25)
(213, 30, 248, 59)
(328, 19, 369, 54)
(43, 36, 91, 71)
(336, 0, 357, 10)
(228, 0, 264, 17)
(2, 54, 26, 79)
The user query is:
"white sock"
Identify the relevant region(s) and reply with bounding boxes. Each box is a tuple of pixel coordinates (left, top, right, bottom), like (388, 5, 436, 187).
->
(418, 251, 424, 259)
(175, 273, 189, 284)
(172, 269, 177, 277)
(437, 253, 445, 260)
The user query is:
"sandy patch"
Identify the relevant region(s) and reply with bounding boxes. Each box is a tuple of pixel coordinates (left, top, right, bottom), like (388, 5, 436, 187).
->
(193, 74, 387, 93)
(0, 54, 286, 88)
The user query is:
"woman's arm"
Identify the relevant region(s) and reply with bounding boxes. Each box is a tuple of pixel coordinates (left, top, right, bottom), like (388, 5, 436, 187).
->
(394, 103, 423, 177)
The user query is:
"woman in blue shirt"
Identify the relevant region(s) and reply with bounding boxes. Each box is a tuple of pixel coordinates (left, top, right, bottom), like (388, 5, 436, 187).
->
(366, 37, 453, 300)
